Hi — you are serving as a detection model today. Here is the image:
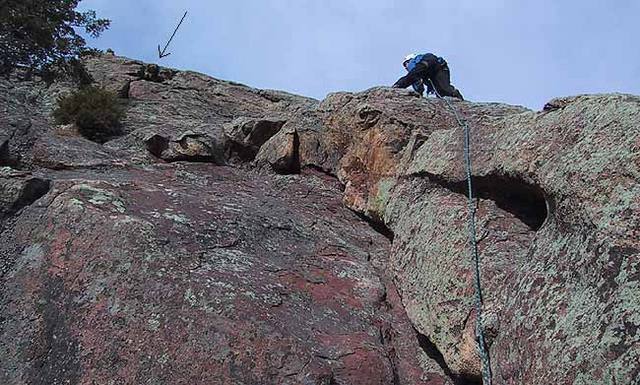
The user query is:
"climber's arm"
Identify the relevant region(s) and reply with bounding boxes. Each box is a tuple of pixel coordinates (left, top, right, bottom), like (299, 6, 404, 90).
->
(412, 80, 425, 96)
(393, 62, 429, 89)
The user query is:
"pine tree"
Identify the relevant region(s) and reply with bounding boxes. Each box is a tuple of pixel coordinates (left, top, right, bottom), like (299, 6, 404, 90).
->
(0, 0, 110, 77)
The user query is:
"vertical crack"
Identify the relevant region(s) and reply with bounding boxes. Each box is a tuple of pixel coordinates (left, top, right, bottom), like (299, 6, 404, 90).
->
(415, 330, 482, 385)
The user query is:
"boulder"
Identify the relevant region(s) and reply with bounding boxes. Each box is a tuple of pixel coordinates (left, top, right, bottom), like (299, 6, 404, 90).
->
(0, 167, 50, 220)
(106, 124, 228, 164)
(31, 132, 132, 170)
(0, 76, 56, 169)
(224, 117, 287, 161)
(83, 55, 146, 97)
(254, 125, 299, 174)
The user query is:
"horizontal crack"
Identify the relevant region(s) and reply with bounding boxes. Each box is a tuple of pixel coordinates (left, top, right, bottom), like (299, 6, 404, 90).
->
(405, 171, 549, 231)
(351, 209, 394, 241)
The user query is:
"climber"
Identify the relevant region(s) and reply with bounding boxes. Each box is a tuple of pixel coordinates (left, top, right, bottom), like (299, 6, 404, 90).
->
(393, 53, 464, 100)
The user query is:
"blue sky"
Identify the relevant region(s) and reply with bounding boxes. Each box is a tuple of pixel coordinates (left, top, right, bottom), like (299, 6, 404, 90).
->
(78, 0, 639, 109)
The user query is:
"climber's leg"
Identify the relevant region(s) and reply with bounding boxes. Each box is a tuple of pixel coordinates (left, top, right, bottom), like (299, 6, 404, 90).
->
(431, 66, 464, 100)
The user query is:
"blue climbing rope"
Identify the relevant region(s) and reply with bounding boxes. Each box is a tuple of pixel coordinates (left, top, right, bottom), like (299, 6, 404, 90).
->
(428, 81, 493, 385)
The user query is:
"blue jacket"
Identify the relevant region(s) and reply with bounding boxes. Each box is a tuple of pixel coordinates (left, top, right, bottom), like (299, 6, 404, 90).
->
(405, 53, 445, 94)
(406, 53, 445, 71)
(406, 54, 427, 72)
(406, 54, 428, 94)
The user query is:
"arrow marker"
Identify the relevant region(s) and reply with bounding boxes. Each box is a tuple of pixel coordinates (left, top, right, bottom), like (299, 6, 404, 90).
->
(158, 11, 188, 59)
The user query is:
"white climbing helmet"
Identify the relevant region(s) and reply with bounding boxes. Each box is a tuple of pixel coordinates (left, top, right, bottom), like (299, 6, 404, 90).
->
(403, 53, 418, 68)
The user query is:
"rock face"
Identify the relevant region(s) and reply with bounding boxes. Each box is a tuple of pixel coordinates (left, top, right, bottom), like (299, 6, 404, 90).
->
(0, 164, 450, 385)
(313, 89, 640, 384)
(0, 54, 638, 385)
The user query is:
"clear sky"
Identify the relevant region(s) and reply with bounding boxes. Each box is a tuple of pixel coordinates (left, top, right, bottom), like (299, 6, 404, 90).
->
(78, 0, 639, 109)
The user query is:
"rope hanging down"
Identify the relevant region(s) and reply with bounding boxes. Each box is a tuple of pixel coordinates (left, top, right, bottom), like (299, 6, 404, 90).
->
(428, 81, 493, 385)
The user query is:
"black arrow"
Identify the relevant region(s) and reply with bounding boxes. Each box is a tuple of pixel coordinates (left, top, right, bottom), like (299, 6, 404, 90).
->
(158, 11, 188, 59)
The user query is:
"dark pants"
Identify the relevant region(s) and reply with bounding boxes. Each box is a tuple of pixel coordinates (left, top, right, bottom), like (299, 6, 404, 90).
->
(429, 65, 464, 100)
(394, 62, 464, 100)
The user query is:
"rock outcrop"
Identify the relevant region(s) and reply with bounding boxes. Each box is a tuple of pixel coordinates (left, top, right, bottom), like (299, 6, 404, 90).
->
(0, 54, 638, 385)
(316, 89, 640, 384)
